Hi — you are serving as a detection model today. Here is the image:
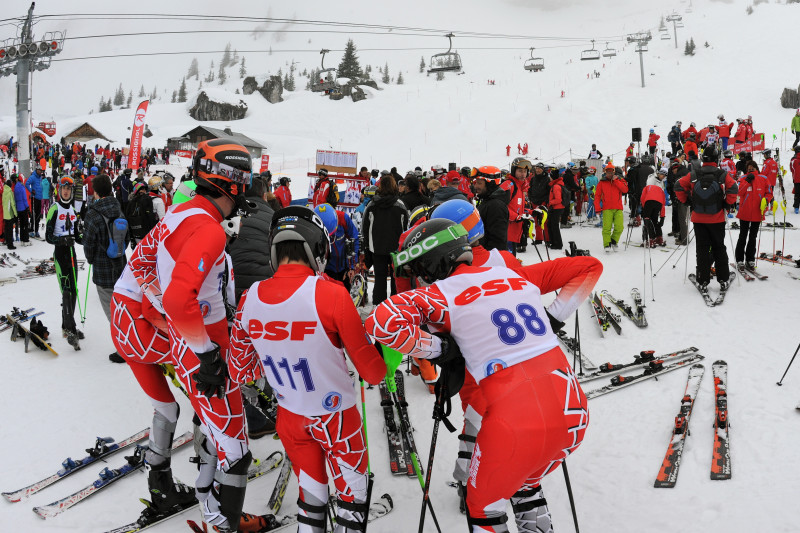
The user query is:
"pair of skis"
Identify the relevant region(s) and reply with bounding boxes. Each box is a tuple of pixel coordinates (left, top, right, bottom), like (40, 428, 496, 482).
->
(584, 353, 706, 400)
(731, 262, 768, 282)
(688, 272, 735, 307)
(378, 370, 419, 477)
(588, 292, 622, 337)
(759, 251, 799, 268)
(578, 347, 699, 384)
(600, 289, 647, 327)
(654, 361, 730, 487)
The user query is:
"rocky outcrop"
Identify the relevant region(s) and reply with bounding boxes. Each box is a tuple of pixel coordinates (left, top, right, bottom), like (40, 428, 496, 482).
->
(188, 91, 248, 121)
(242, 75, 283, 104)
(780, 85, 800, 109)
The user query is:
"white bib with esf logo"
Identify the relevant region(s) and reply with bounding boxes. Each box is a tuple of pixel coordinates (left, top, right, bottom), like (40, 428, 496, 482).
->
(242, 276, 356, 417)
(434, 267, 558, 384)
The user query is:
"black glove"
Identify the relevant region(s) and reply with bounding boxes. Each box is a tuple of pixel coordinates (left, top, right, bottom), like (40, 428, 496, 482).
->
(130, 240, 137, 251)
(57, 235, 75, 247)
(745, 173, 754, 183)
(432, 333, 462, 366)
(545, 309, 565, 334)
(192, 343, 228, 399)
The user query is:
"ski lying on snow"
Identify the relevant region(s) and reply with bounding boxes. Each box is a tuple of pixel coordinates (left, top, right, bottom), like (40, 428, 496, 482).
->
(599, 290, 647, 327)
(711, 361, 731, 480)
(2, 428, 151, 502)
(578, 347, 699, 384)
(267, 455, 292, 514)
(104, 451, 284, 533)
(585, 354, 705, 400)
(33, 432, 193, 519)
(654, 364, 705, 488)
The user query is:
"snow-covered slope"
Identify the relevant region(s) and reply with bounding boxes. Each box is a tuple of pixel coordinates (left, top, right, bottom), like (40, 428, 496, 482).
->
(1, 1, 799, 532)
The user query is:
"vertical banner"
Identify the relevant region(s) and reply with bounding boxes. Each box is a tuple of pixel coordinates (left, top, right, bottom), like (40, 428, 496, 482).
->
(127, 100, 149, 170)
(260, 154, 270, 173)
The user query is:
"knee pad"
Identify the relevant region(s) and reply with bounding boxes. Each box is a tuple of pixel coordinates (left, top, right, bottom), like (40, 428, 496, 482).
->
(191, 433, 218, 496)
(145, 403, 179, 466)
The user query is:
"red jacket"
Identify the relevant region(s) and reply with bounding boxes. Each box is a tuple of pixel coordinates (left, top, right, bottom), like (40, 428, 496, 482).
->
(720, 158, 736, 178)
(682, 126, 697, 140)
(717, 122, 733, 138)
(744, 123, 754, 140)
(647, 133, 660, 147)
(548, 176, 566, 210)
(311, 178, 333, 207)
(675, 163, 738, 224)
(626, 146, 634, 158)
(502, 176, 526, 241)
(457, 175, 474, 200)
(761, 158, 778, 187)
(736, 174, 772, 222)
(275, 185, 292, 208)
(697, 128, 709, 144)
(683, 141, 699, 159)
(593, 176, 628, 211)
(791, 154, 800, 184)
(734, 124, 747, 142)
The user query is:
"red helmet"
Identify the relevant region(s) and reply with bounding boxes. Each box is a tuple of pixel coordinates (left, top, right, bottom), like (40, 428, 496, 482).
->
(193, 138, 252, 210)
(475, 165, 502, 185)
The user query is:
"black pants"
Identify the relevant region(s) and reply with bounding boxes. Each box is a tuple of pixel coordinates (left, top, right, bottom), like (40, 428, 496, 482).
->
(325, 268, 352, 293)
(4, 217, 15, 248)
(371, 254, 395, 306)
(694, 222, 729, 285)
(547, 208, 563, 249)
(629, 195, 640, 221)
(32, 198, 42, 234)
(642, 201, 663, 241)
(670, 195, 680, 233)
(671, 142, 682, 154)
(793, 131, 799, 148)
(17, 209, 29, 242)
(560, 191, 573, 224)
(54, 244, 78, 333)
(793, 183, 800, 209)
(735, 220, 760, 263)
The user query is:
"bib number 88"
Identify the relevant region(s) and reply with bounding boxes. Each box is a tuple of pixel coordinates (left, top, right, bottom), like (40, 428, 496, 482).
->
(491, 304, 547, 345)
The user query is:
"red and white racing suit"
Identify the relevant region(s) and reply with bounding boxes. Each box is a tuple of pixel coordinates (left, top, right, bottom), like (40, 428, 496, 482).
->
(366, 257, 602, 533)
(229, 264, 386, 533)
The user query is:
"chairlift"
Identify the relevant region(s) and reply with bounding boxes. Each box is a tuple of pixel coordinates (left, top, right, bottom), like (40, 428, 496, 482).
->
(676, 21, 684, 28)
(311, 49, 339, 93)
(602, 42, 617, 58)
(666, 12, 683, 22)
(636, 42, 649, 53)
(581, 40, 601, 61)
(660, 32, 671, 40)
(524, 47, 545, 72)
(427, 33, 463, 74)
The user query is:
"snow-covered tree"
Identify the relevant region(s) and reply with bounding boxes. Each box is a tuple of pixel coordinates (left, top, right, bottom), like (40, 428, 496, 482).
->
(178, 77, 187, 102)
(337, 39, 362, 79)
(419, 56, 426, 73)
(126, 91, 132, 108)
(221, 42, 232, 67)
(381, 62, 390, 84)
(150, 85, 158, 100)
(138, 85, 146, 98)
(218, 62, 227, 85)
(397, 71, 404, 85)
(171, 90, 177, 103)
(188, 57, 199, 79)
(239, 57, 247, 78)
(113, 84, 125, 106)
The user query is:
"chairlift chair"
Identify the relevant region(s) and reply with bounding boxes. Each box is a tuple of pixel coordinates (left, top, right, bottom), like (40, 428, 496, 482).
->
(666, 12, 683, 22)
(660, 32, 671, 40)
(427, 33, 463, 74)
(602, 42, 617, 58)
(581, 40, 601, 61)
(523, 47, 545, 72)
(636, 42, 649, 53)
(311, 49, 339, 93)
(675, 21, 684, 28)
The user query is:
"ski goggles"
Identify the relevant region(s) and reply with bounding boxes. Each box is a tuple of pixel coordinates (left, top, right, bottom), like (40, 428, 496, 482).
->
(197, 158, 252, 186)
(391, 224, 468, 278)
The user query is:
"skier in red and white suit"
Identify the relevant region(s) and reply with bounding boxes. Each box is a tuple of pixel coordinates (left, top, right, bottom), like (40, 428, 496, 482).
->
(228, 206, 386, 533)
(367, 218, 601, 533)
(128, 139, 257, 532)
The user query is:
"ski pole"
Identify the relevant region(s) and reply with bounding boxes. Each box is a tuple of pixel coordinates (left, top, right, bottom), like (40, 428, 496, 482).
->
(418, 373, 455, 533)
(777, 342, 800, 386)
(780, 199, 787, 264)
(562, 460, 581, 533)
(360, 378, 371, 475)
(756, 198, 767, 268)
(69, 244, 84, 324)
(81, 265, 92, 324)
(726, 228, 741, 287)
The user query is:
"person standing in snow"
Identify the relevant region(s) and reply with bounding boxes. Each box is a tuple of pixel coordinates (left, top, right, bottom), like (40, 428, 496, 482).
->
(718, 115, 734, 151)
(595, 163, 628, 252)
(647, 129, 660, 155)
(3, 177, 17, 250)
(791, 146, 800, 213)
(641, 169, 667, 247)
(588, 144, 603, 160)
(791, 109, 800, 149)
(367, 219, 600, 533)
(668, 122, 683, 154)
(734, 160, 770, 271)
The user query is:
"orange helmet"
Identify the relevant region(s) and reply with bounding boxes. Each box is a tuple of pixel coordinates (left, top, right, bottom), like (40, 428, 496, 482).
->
(193, 138, 252, 210)
(475, 165, 502, 185)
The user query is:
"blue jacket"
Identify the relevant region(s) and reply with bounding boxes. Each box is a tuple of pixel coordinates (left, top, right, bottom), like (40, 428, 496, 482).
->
(14, 181, 29, 210)
(326, 210, 359, 274)
(42, 177, 53, 201)
(25, 170, 45, 200)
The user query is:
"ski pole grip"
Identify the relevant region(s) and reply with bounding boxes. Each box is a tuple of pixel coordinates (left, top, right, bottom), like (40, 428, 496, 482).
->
(377, 342, 404, 381)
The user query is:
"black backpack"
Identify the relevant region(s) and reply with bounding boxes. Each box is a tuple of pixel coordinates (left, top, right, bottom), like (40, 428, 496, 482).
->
(690, 167, 726, 215)
(125, 193, 157, 239)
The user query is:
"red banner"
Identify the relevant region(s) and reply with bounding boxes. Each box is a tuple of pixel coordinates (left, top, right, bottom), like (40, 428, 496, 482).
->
(173, 149, 193, 159)
(731, 133, 765, 155)
(260, 154, 270, 173)
(35, 121, 56, 137)
(127, 100, 149, 170)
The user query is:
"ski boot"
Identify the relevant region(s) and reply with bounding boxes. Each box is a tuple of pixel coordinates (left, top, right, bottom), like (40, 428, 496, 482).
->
(146, 462, 197, 514)
(655, 236, 666, 247)
(65, 330, 81, 351)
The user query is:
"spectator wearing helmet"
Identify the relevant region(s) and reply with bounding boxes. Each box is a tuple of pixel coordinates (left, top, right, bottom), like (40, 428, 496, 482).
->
(474, 166, 509, 252)
(503, 157, 531, 254)
(674, 145, 739, 291)
(362, 174, 408, 305)
(626, 142, 636, 160)
(431, 171, 469, 206)
(733, 119, 747, 144)
(229, 206, 386, 533)
(718, 116, 734, 151)
(668, 122, 683, 154)
(24, 165, 46, 237)
(527, 163, 551, 242)
(125, 182, 157, 246)
(735, 160, 771, 269)
(228, 174, 277, 302)
(274, 176, 292, 208)
(683, 133, 699, 162)
(399, 172, 429, 213)
(647, 128, 660, 155)
(546, 167, 567, 250)
(682, 122, 698, 141)
(127, 138, 264, 531)
(45, 175, 82, 347)
(314, 202, 359, 293)
(668, 157, 691, 244)
(595, 163, 629, 251)
(641, 169, 667, 247)
(456, 166, 474, 200)
(584, 166, 600, 222)
(311, 168, 338, 207)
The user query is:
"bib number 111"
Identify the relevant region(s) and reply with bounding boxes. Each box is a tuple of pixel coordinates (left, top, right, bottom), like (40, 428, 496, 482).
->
(263, 356, 315, 392)
(491, 304, 546, 345)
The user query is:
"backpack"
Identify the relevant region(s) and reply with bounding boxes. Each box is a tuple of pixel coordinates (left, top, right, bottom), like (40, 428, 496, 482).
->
(125, 193, 157, 239)
(326, 182, 339, 207)
(690, 167, 726, 215)
(100, 212, 129, 258)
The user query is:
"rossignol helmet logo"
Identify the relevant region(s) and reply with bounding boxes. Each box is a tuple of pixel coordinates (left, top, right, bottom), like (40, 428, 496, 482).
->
(322, 391, 342, 412)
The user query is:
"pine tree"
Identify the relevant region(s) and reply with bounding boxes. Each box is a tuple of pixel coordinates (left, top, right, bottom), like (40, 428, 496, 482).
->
(286, 69, 296, 91)
(171, 90, 177, 103)
(684, 40, 691, 55)
(239, 57, 247, 78)
(138, 85, 146, 97)
(98, 96, 105, 113)
(381, 62, 390, 84)
(397, 71, 404, 85)
(337, 39, 363, 79)
(178, 77, 187, 102)
(232, 49, 239, 64)
(218, 62, 227, 85)
(113, 84, 125, 106)
(221, 42, 232, 68)
(419, 56, 426, 73)
(126, 91, 132, 108)
(704, 41, 710, 48)
(150, 86, 158, 100)
(188, 57, 199, 79)
(689, 38, 696, 55)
